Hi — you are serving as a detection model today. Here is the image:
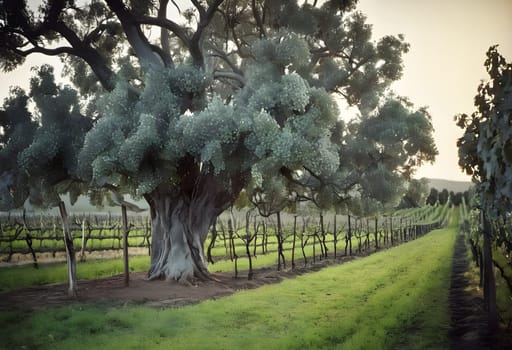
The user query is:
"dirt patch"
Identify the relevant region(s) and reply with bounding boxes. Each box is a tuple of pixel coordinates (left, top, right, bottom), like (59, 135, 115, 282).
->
(0, 256, 352, 311)
(449, 233, 512, 349)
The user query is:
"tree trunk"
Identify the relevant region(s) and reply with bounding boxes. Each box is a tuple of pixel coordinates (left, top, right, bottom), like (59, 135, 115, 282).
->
(145, 193, 210, 281)
(144, 173, 239, 282)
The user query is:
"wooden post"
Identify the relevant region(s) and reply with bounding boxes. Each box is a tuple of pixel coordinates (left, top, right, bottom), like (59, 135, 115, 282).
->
(207, 217, 218, 264)
(374, 217, 379, 250)
(276, 211, 285, 270)
(390, 217, 394, 245)
(333, 214, 337, 259)
(58, 201, 77, 297)
(481, 211, 498, 331)
(348, 215, 352, 256)
(228, 219, 238, 278)
(291, 216, 297, 269)
(121, 205, 130, 287)
(80, 218, 86, 261)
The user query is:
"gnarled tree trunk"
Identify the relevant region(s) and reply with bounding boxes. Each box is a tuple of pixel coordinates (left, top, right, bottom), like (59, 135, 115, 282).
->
(145, 173, 242, 282)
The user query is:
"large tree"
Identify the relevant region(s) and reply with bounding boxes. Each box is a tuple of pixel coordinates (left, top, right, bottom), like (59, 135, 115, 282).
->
(0, 0, 437, 281)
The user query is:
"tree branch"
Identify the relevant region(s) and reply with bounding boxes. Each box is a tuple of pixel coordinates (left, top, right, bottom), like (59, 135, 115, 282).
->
(51, 21, 117, 91)
(105, 0, 162, 68)
(252, 0, 266, 38)
(213, 71, 246, 86)
(12, 45, 75, 57)
(190, 0, 206, 19)
(157, 0, 173, 67)
(190, 0, 225, 67)
(83, 21, 110, 46)
(137, 15, 191, 49)
(208, 46, 243, 75)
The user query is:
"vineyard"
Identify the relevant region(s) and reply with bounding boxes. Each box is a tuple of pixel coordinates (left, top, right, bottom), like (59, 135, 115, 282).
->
(458, 199, 512, 327)
(0, 203, 451, 277)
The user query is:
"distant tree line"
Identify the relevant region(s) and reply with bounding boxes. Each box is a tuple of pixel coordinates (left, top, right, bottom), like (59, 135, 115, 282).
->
(424, 188, 472, 207)
(396, 177, 473, 209)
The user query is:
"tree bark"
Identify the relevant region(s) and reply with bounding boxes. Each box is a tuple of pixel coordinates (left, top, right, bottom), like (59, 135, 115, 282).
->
(144, 173, 240, 282)
(58, 201, 77, 297)
(146, 192, 211, 281)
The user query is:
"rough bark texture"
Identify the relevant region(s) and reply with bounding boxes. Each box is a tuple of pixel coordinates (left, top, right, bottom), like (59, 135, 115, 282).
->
(145, 173, 242, 282)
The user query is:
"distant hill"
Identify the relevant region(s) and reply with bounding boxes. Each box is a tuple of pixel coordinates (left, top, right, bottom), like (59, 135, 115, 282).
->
(426, 178, 474, 193)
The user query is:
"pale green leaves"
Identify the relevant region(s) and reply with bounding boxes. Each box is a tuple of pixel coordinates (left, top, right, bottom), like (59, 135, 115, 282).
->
(252, 34, 310, 71)
(281, 73, 310, 112)
(119, 113, 161, 172)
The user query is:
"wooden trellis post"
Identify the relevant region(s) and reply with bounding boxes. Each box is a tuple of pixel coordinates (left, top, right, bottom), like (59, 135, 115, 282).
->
(121, 205, 130, 287)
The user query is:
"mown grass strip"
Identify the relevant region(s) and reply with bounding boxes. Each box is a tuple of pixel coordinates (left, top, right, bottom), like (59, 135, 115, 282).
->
(0, 210, 458, 350)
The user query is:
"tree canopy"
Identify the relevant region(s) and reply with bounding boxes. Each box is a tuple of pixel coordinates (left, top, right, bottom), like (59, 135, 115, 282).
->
(0, 0, 437, 281)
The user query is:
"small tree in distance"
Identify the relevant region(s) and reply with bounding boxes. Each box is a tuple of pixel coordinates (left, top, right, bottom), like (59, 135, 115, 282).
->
(426, 188, 439, 206)
(438, 189, 450, 206)
(0, 0, 437, 281)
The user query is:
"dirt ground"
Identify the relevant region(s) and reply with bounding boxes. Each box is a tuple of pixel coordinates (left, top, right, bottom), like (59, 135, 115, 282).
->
(0, 257, 344, 311)
(449, 233, 512, 349)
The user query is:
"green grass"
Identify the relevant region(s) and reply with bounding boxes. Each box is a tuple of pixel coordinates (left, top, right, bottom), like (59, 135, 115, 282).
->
(0, 231, 420, 290)
(0, 210, 458, 349)
(0, 256, 150, 291)
(0, 226, 419, 291)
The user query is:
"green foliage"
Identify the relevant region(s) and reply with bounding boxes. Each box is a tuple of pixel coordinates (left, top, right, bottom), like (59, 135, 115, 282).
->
(456, 46, 512, 217)
(0, 65, 92, 210)
(426, 188, 438, 206)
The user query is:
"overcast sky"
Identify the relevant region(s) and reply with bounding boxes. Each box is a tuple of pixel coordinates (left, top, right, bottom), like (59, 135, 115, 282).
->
(358, 0, 512, 181)
(1, 0, 511, 182)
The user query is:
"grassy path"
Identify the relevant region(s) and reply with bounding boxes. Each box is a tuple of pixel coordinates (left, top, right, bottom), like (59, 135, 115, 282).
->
(0, 212, 458, 350)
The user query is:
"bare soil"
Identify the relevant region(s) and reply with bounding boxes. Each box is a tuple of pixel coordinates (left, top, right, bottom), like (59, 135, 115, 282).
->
(449, 233, 512, 349)
(0, 257, 350, 311)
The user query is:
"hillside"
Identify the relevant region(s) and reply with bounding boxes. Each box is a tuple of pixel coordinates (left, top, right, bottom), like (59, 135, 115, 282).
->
(427, 178, 473, 193)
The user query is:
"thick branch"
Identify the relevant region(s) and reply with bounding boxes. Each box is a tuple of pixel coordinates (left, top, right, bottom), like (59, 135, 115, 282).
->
(105, 0, 162, 68)
(50, 21, 116, 91)
(190, 0, 224, 67)
(157, 0, 173, 66)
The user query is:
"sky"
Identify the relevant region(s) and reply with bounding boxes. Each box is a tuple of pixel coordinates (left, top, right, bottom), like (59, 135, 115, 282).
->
(357, 0, 512, 181)
(1, 0, 511, 182)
